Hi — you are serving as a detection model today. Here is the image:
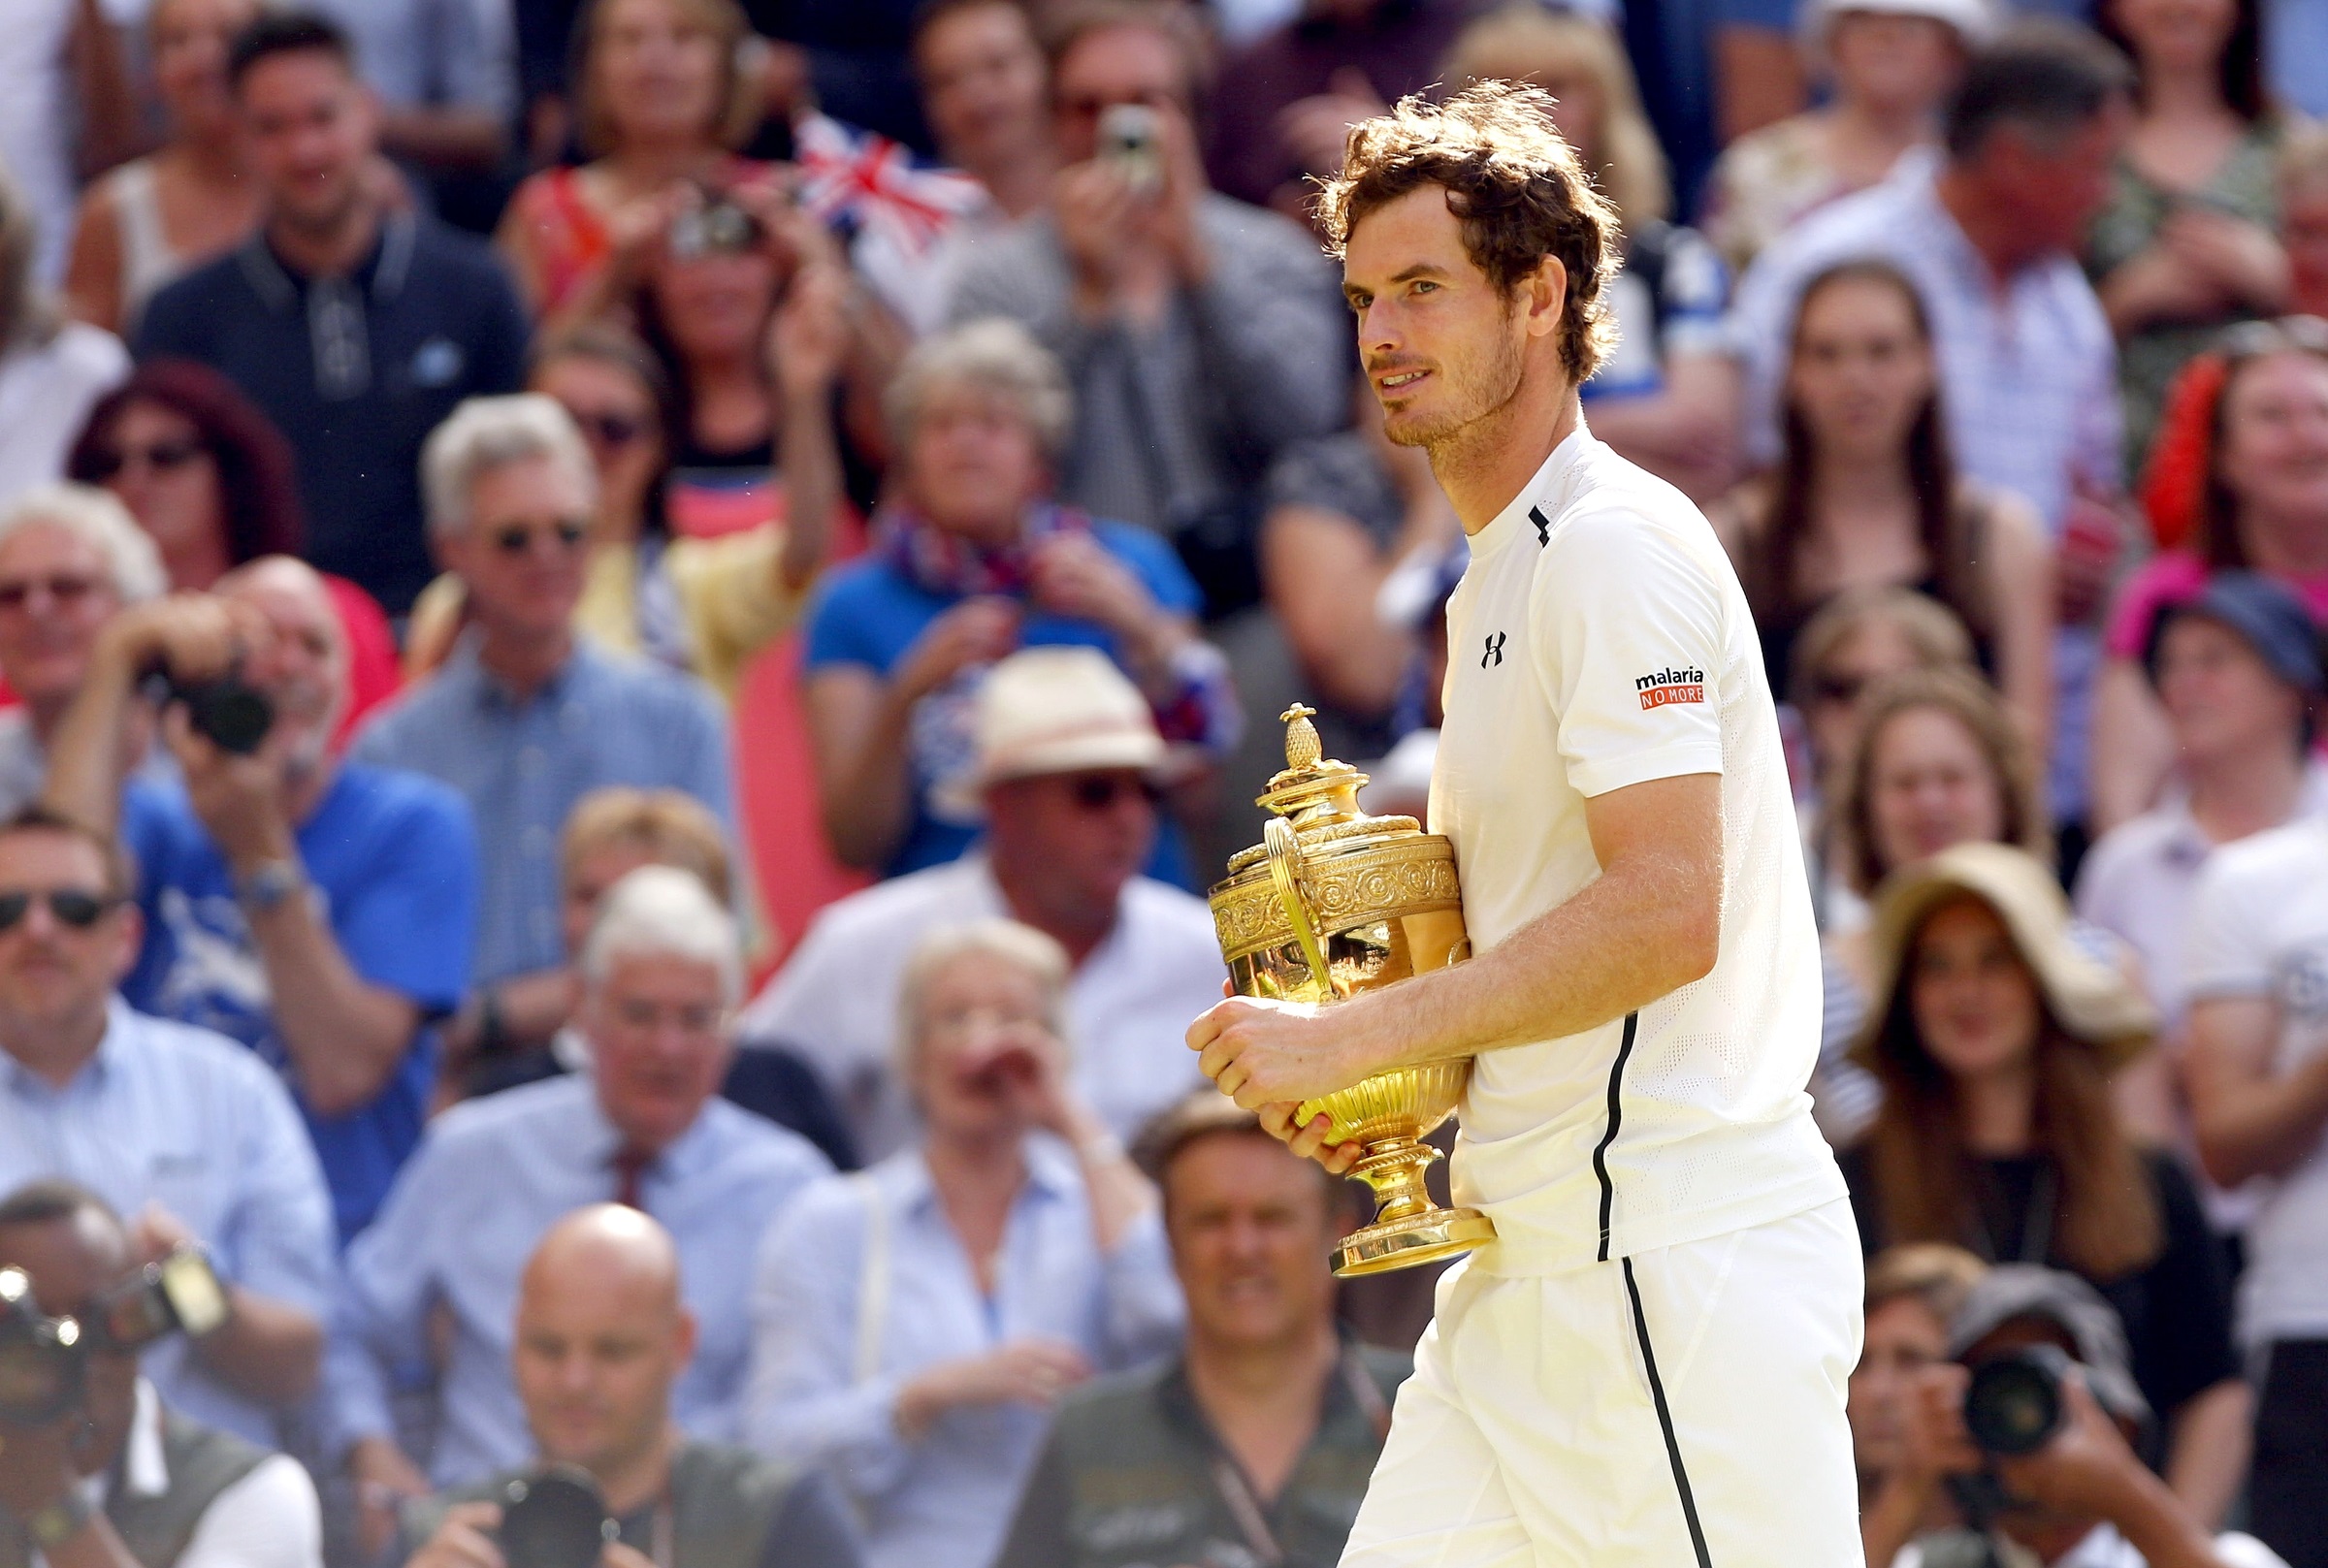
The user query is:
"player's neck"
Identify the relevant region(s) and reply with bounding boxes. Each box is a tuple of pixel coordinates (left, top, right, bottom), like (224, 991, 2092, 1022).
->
(1429, 377, 1582, 535)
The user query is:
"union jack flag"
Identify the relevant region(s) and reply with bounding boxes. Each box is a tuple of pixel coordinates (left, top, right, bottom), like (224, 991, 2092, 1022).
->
(792, 112, 988, 260)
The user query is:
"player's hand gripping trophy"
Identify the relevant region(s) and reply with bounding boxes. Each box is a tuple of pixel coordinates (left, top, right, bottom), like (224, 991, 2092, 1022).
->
(1207, 705, 1496, 1275)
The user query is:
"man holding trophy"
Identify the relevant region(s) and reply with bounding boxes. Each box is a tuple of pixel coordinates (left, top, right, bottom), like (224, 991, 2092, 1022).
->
(1186, 84, 1859, 1566)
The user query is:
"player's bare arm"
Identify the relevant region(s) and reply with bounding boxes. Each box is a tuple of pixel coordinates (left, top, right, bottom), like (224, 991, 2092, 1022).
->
(1188, 770, 1722, 1123)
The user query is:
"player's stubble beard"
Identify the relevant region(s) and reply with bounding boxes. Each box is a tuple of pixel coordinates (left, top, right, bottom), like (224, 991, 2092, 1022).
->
(1378, 303, 1531, 496)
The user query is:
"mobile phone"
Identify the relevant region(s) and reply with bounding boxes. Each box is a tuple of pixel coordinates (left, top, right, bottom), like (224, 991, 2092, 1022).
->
(1098, 103, 1164, 197)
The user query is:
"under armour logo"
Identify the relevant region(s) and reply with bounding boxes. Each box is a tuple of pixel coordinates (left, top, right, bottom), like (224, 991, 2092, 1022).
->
(1482, 632, 1506, 667)
(1530, 506, 1553, 547)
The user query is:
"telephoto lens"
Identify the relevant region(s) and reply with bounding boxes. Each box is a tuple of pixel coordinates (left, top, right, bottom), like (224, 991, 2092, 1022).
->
(0, 1267, 86, 1427)
(498, 1464, 619, 1568)
(1962, 1344, 2072, 1456)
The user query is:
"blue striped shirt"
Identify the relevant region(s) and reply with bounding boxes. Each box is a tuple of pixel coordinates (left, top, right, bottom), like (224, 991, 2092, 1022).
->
(350, 636, 735, 984)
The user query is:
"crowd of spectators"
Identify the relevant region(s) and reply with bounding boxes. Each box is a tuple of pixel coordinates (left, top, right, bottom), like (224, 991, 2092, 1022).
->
(1, 1, 2326, 1566)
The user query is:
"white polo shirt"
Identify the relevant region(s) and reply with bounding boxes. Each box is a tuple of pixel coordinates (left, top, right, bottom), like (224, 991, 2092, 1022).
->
(1431, 426, 1843, 1275)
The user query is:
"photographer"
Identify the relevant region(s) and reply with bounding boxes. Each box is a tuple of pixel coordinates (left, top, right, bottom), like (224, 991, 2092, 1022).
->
(1872, 1266, 2282, 1568)
(37, 558, 479, 1243)
(0, 1179, 321, 1568)
(397, 1205, 859, 1568)
(0, 809, 332, 1445)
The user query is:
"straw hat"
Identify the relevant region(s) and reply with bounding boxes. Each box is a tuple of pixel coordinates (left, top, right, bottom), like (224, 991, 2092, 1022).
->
(1801, 0, 1995, 50)
(932, 646, 1165, 818)
(1850, 842, 2158, 1076)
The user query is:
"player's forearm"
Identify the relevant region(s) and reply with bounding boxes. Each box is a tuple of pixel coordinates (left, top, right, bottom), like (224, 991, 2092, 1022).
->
(1341, 849, 1720, 1074)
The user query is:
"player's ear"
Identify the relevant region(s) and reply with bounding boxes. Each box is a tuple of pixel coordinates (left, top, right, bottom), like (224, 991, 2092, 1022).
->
(1521, 255, 1568, 341)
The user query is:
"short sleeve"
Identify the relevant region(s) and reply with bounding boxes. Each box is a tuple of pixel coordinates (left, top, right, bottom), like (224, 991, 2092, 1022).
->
(1534, 509, 1729, 798)
(803, 567, 902, 674)
(329, 777, 478, 1011)
(2184, 847, 2279, 1002)
(1095, 522, 1204, 621)
(219, 1056, 336, 1317)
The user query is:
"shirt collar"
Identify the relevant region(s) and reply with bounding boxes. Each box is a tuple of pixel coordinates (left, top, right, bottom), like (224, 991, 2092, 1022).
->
(234, 210, 418, 312)
(443, 628, 592, 711)
(1467, 421, 1595, 562)
(3, 999, 136, 1099)
(573, 1072, 730, 1186)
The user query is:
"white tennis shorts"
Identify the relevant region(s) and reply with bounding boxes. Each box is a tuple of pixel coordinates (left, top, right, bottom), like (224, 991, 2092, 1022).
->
(1340, 1199, 1865, 1568)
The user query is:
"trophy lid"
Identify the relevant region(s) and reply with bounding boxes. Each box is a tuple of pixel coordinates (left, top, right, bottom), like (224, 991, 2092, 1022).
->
(1258, 704, 1368, 823)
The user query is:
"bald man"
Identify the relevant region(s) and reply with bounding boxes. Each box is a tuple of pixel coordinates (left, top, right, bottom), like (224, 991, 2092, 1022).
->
(400, 1205, 863, 1568)
(41, 559, 481, 1239)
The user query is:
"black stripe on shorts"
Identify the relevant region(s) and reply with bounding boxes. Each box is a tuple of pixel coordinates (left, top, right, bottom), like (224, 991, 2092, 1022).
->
(1623, 1255, 1713, 1568)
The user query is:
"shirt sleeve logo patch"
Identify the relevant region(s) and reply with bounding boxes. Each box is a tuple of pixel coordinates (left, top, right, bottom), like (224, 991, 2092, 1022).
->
(1635, 665, 1705, 709)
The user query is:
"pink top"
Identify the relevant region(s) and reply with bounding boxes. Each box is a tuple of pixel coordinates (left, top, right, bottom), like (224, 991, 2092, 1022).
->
(2104, 550, 2328, 659)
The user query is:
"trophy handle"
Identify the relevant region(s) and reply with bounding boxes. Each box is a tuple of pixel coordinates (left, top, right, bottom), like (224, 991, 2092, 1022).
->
(1263, 817, 1335, 996)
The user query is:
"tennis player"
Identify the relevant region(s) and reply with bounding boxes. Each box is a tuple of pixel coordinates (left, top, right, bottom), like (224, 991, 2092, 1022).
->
(1186, 83, 1860, 1566)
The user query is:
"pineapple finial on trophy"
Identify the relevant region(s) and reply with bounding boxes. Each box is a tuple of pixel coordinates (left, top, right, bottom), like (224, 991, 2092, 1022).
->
(1280, 704, 1321, 772)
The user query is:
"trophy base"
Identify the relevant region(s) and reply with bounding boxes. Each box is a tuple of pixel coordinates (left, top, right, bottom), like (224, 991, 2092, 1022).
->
(1333, 1205, 1497, 1278)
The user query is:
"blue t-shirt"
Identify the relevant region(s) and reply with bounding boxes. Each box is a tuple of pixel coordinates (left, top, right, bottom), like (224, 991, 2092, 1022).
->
(119, 763, 480, 1241)
(804, 520, 1202, 879)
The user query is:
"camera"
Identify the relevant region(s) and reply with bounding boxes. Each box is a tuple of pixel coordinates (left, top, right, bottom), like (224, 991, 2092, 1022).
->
(0, 1248, 229, 1427)
(667, 201, 761, 261)
(0, 1266, 84, 1427)
(497, 1465, 619, 1568)
(1097, 103, 1164, 196)
(85, 1247, 232, 1354)
(1962, 1344, 2072, 1456)
(142, 666, 274, 755)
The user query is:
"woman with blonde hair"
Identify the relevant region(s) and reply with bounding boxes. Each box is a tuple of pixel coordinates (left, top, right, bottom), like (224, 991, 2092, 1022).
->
(495, 0, 773, 321)
(745, 918, 1181, 1568)
(1440, 4, 1736, 499)
(1838, 843, 2248, 1523)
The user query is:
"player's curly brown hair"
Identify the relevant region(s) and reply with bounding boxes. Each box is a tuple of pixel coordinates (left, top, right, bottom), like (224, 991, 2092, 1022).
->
(1315, 80, 1621, 385)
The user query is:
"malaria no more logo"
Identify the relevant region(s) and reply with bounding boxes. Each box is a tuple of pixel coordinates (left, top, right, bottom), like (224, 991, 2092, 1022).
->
(1634, 664, 1705, 710)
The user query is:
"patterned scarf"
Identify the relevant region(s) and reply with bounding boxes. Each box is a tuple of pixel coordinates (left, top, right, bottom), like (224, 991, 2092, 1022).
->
(871, 501, 1094, 599)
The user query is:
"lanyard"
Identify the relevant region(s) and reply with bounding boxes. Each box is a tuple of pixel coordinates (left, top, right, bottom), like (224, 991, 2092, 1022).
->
(1205, 1349, 1392, 1567)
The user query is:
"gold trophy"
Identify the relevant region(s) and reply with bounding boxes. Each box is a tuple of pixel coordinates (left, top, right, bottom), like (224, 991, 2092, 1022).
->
(1209, 706, 1495, 1276)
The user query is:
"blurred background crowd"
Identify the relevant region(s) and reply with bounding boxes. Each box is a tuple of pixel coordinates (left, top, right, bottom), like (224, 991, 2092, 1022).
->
(0, 0, 2325, 1564)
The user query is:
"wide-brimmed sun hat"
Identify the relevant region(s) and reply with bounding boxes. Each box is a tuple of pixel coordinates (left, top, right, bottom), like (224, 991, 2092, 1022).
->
(1802, 0, 1995, 50)
(932, 646, 1166, 819)
(1851, 842, 2158, 1076)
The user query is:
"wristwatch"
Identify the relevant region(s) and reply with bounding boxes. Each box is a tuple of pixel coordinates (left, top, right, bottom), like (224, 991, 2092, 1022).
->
(236, 858, 308, 914)
(25, 1489, 94, 1549)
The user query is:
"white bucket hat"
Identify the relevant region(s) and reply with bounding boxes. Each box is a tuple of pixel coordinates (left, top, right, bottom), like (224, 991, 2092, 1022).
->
(933, 646, 1165, 818)
(1803, 0, 1995, 49)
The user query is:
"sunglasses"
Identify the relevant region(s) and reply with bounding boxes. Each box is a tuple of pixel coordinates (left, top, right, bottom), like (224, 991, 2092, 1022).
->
(0, 888, 119, 932)
(0, 574, 103, 612)
(489, 520, 589, 557)
(84, 436, 207, 483)
(567, 410, 649, 449)
(1068, 773, 1160, 812)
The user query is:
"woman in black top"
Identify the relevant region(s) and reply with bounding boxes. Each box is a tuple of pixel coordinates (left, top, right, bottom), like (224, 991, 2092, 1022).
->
(1710, 259, 2054, 756)
(1837, 842, 2248, 1527)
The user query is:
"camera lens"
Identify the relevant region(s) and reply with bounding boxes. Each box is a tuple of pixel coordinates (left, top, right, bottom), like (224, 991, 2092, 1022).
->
(499, 1465, 616, 1568)
(0, 1268, 86, 1427)
(1962, 1346, 2070, 1456)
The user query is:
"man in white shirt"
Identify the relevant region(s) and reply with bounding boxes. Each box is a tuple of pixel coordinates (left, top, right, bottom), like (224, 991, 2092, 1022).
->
(742, 647, 1222, 1161)
(2185, 818, 2328, 1568)
(1187, 82, 1856, 1565)
(0, 1179, 322, 1568)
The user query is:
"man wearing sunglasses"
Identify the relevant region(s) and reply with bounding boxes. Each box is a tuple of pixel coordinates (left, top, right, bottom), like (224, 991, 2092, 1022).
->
(39, 556, 479, 1244)
(0, 1179, 323, 1568)
(0, 810, 335, 1452)
(743, 646, 1221, 1164)
(351, 395, 735, 1097)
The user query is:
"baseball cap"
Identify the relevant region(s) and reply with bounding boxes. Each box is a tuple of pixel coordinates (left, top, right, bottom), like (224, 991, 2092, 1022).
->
(1948, 1264, 2151, 1426)
(2142, 570, 2327, 698)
